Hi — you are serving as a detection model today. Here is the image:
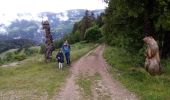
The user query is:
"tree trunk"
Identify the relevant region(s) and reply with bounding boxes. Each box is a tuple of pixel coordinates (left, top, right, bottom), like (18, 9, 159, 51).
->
(162, 31, 170, 59)
(144, 0, 155, 37)
(42, 21, 54, 62)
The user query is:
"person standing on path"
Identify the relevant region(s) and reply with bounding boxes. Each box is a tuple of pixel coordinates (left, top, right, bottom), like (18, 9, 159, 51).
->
(62, 40, 71, 65)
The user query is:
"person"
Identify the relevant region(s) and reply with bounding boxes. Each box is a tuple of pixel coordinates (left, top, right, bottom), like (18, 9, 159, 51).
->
(56, 49, 64, 69)
(62, 40, 71, 65)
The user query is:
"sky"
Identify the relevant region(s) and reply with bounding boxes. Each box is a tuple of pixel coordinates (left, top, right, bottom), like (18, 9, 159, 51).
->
(0, 0, 107, 33)
(0, 0, 106, 13)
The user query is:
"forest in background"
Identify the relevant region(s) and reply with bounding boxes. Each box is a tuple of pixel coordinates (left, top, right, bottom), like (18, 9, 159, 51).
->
(57, 0, 170, 66)
(103, 0, 170, 59)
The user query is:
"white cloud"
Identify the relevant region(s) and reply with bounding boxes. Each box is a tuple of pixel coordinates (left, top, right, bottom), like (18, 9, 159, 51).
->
(0, 27, 7, 34)
(0, 13, 43, 26)
(42, 16, 49, 21)
(56, 11, 69, 21)
(0, 0, 106, 13)
(0, 0, 107, 26)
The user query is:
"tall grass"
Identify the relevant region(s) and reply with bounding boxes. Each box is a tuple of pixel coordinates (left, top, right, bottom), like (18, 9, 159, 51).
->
(103, 46, 170, 100)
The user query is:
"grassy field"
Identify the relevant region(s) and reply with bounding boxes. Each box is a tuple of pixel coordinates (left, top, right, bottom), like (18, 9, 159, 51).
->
(0, 42, 96, 99)
(103, 46, 170, 100)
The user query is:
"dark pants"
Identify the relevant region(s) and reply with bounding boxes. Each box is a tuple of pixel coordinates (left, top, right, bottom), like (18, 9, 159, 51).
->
(65, 52, 70, 64)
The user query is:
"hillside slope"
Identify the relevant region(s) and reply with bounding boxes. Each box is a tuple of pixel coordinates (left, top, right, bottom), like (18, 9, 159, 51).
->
(0, 42, 96, 99)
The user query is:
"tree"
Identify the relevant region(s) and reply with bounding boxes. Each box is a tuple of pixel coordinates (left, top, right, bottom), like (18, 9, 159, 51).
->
(96, 13, 104, 27)
(72, 10, 96, 41)
(102, 0, 170, 74)
(85, 26, 102, 42)
(103, 0, 170, 58)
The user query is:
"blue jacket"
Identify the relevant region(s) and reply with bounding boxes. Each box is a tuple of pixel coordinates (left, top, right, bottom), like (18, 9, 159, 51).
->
(62, 44, 70, 53)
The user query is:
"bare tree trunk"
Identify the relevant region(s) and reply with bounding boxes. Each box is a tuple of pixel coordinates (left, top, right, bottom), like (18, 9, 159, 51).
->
(42, 21, 54, 62)
(162, 31, 170, 59)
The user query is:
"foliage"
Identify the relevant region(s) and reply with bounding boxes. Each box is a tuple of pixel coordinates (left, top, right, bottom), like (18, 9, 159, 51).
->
(70, 42, 98, 61)
(39, 44, 46, 54)
(53, 35, 69, 49)
(24, 47, 39, 56)
(84, 26, 102, 42)
(3, 51, 26, 62)
(14, 54, 27, 61)
(0, 47, 40, 64)
(103, 0, 170, 59)
(0, 39, 35, 53)
(0, 57, 3, 65)
(65, 10, 105, 44)
(96, 13, 104, 27)
(103, 46, 170, 100)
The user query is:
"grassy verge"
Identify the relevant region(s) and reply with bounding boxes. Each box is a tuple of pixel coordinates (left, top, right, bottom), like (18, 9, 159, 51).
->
(103, 46, 170, 100)
(70, 42, 98, 61)
(76, 73, 101, 98)
(0, 42, 96, 99)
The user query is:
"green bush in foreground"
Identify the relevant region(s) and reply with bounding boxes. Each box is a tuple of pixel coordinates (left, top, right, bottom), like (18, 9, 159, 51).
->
(103, 46, 170, 100)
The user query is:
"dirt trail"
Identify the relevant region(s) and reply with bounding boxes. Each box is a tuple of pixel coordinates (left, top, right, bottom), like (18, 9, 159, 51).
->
(54, 45, 138, 100)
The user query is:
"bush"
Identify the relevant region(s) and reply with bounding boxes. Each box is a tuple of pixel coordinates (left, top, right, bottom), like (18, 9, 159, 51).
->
(68, 31, 81, 44)
(40, 44, 46, 54)
(4, 52, 15, 61)
(3, 51, 27, 62)
(54, 39, 64, 49)
(132, 47, 145, 67)
(14, 54, 26, 61)
(84, 26, 102, 42)
(0, 57, 3, 65)
(24, 48, 39, 56)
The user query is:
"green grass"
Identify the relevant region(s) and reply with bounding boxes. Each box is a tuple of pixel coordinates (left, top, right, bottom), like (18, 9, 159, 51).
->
(0, 49, 18, 58)
(0, 62, 68, 97)
(76, 73, 101, 98)
(0, 42, 96, 99)
(0, 46, 40, 65)
(103, 46, 170, 100)
(71, 42, 98, 61)
(77, 76, 92, 96)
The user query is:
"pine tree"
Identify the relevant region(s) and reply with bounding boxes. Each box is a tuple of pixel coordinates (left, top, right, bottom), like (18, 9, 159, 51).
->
(103, 0, 170, 58)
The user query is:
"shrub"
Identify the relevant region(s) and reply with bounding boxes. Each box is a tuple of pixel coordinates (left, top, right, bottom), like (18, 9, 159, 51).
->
(132, 47, 145, 67)
(14, 54, 26, 61)
(54, 39, 64, 49)
(0, 57, 3, 65)
(84, 26, 102, 42)
(24, 48, 39, 56)
(4, 52, 15, 61)
(40, 44, 46, 54)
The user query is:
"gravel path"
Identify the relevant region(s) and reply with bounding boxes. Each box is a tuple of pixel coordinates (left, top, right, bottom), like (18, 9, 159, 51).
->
(55, 45, 138, 100)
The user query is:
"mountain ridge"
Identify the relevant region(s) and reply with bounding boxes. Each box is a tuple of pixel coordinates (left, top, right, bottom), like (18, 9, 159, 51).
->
(0, 9, 104, 43)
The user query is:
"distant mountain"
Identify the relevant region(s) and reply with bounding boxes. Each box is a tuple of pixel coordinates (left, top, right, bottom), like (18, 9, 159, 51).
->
(0, 9, 104, 44)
